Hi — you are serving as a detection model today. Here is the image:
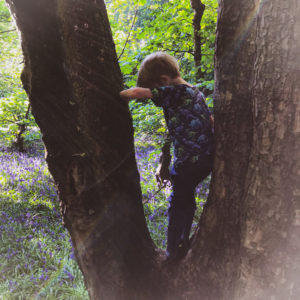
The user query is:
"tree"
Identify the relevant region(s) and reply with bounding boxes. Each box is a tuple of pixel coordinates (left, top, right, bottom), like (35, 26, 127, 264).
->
(190, 0, 205, 80)
(107, 0, 217, 88)
(5, 0, 300, 299)
(0, 0, 37, 151)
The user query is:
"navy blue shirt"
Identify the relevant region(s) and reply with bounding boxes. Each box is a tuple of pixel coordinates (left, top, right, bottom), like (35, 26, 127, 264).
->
(151, 84, 213, 166)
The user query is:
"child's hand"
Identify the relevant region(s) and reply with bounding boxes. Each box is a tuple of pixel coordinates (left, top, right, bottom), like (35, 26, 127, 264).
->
(155, 162, 170, 185)
(120, 90, 131, 103)
(155, 137, 171, 185)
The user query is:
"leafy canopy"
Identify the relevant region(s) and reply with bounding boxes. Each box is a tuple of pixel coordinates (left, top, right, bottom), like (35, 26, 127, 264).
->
(0, 0, 217, 149)
(106, 0, 217, 144)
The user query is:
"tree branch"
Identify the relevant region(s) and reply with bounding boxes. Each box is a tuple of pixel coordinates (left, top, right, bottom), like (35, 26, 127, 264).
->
(190, 0, 205, 80)
(0, 28, 16, 34)
(118, 10, 138, 60)
(25, 103, 31, 119)
(0, 119, 16, 124)
(163, 48, 195, 55)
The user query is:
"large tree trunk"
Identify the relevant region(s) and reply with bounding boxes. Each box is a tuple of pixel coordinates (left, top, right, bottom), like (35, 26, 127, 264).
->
(6, 0, 300, 299)
(175, 0, 300, 299)
(6, 0, 164, 299)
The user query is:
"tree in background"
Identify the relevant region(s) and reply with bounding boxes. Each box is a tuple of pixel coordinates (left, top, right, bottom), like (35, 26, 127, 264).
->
(107, 0, 217, 87)
(5, 0, 300, 300)
(0, 0, 38, 151)
(1, 0, 217, 151)
(190, 0, 205, 80)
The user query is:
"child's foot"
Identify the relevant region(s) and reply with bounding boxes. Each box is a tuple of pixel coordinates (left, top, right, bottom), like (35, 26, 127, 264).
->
(164, 241, 190, 266)
(176, 242, 190, 260)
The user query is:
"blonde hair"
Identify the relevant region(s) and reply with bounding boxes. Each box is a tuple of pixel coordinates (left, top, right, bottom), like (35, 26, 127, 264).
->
(137, 52, 180, 88)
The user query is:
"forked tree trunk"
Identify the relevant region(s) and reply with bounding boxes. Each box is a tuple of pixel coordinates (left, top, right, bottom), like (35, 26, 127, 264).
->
(6, 0, 300, 299)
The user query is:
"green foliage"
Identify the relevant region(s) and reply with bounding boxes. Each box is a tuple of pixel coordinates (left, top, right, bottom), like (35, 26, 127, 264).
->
(0, 0, 38, 150)
(0, 90, 38, 147)
(0, 0, 217, 149)
(130, 100, 166, 146)
(0, 152, 88, 299)
(107, 0, 217, 86)
(107, 0, 217, 144)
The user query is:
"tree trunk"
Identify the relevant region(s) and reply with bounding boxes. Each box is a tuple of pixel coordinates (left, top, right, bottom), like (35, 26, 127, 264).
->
(14, 103, 31, 152)
(14, 123, 25, 152)
(6, 0, 165, 299)
(175, 0, 300, 299)
(6, 0, 300, 299)
(190, 0, 205, 81)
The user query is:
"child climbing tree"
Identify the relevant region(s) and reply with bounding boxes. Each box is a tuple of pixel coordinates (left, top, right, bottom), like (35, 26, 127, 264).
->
(5, 0, 300, 299)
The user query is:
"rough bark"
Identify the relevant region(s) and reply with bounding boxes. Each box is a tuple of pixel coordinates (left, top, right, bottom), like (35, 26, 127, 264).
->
(6, 0, 164, 299)
(176, 0, 300, 299)
(6, 0, 300, 299)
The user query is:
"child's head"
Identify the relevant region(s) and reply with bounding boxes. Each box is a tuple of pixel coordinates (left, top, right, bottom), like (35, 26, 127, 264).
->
(137, 52, 180, 88)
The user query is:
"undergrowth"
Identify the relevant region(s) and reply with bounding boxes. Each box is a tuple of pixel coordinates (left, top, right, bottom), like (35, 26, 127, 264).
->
(0, 146, 210, 299)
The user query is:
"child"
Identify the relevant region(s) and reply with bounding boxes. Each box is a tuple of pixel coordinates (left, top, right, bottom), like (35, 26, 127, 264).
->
(120, 52, 214, 262)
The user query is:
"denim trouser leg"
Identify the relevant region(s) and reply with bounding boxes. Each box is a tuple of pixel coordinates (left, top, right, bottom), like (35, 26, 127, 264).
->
(166, 155, 213, 259)
(166, 179, 196, 258)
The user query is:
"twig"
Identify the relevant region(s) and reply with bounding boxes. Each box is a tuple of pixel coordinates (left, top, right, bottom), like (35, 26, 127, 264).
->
(204, 4, 218, 10)
(0, 29, 16, 34)
(162, 48, 213, 56)
(143, 181, 169, 204)
(118, 10, 138, 60)
(25, 103, 31, 119)
(163, 48, 195, 55)
(1, 119, 16, 124)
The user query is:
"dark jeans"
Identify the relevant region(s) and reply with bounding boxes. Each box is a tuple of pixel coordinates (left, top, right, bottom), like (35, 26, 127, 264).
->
(166, 155, 213, 259)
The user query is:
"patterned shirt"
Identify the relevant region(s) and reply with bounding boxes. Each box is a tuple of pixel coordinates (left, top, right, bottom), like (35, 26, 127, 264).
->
(151, 84, 213, 166)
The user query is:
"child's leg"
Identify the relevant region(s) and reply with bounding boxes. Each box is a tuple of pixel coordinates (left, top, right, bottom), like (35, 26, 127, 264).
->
(167, 177, 196, 259)
(166, 156, 213, 260)
(167, 170, 196, 258)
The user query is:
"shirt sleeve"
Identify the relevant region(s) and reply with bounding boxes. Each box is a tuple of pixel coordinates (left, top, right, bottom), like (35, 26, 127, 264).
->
(198, 91, 212, 116)
(150, 86, 175, 107)
(150, 88, 163, 106)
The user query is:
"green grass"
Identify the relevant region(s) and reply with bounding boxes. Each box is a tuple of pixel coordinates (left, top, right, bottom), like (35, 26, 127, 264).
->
(0, 151, 89, 299)
(0, 147, 210, 299)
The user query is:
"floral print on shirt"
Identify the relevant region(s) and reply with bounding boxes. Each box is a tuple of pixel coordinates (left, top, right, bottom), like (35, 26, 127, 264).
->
(151, 84, 213, 166)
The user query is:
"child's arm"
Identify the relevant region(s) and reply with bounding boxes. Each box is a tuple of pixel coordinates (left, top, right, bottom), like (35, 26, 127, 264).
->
(120, 87, 153, 102)
(155, 135, 171, 184)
